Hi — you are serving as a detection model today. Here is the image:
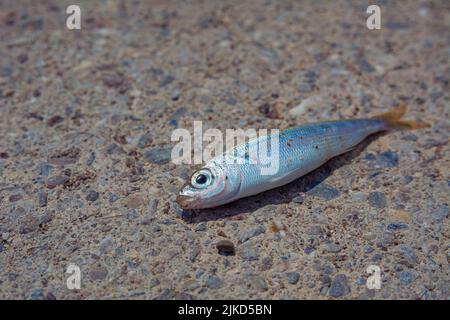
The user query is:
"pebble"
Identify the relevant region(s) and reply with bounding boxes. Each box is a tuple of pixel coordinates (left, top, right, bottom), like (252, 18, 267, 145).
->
(249, 275, 268, 292)
(307, 183, 340, 200)
(364, 245, 374, 254)
(38, 163, 53, 176)
(292, 194, 305, 204)
(204, 275, 223, 289)
(359, 58, 375, 73)
(19, 215, 40, 234)
(189, 247, 201, 262)
(144, 146, 172, 165)
(387, 222, 409, 231)
(324, 243, 342, 253)
(98, 237, 113, 254)
(128, 209, 138, 220)
(399, 270, 418, 285)
(216, 240, 235, 256)
(396, 244, 417, 265)
(9, 194, 22, 202)
(159, 74, 175, 87)
(365, 151, 399, 169)
(126, 196, 144, 208)
(38, 191, 47, 207)
(86, 151, 96, 165)
(89, 266, 109, 280)
(289, 96, 321, 116)
(239, 246, 258, 261)
(109, 193, 119, 203)
(238, 225, 265, 243)
(140, 215, 151, 225)
(45, 175, 69, 188)
(350, 192, 367, 202)
(195, 222, 207, 232)
(86, 190, 99, 202)
(328, 274, 350, 298)
(260, 257, 273, 271)
(368, 192, 387, 209)
(137, 133, 152, 149)
(29, 288, 45, 300)
(432, 204, 448, 222)
(306, 225, 323, 236)
(102, 73, 125, 87)
(287, 272, 300, 284)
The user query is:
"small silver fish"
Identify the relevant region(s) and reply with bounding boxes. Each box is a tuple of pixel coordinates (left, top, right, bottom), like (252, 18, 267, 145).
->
(177, 105, 427, 209)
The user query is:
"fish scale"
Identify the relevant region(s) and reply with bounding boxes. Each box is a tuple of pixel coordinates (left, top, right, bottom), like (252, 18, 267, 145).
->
(177, 105, 427, 209)
(223, 119, 386, 200)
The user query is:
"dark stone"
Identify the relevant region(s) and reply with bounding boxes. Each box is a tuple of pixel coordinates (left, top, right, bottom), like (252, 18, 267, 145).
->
(329, 274, 350, 297)
(45, 175, 69, 188)
(86, 190, 99, 202)
(307, 183, 340, 200)
(402, 134, 418, 142)
(155, 288, 173, 300)
(205, 275, 223, 289)
(159, 74, 175, 87)
(324, 243, 342, 253)
(9, 194, 22, 202)
(260, 257, 273, 271)
(365, 151, 399, 169)
(144, 146, 172, 165)
(304, 247, 315, 254)
(216, 240, 235, 256)
(249, 275, 268, 292)
(399, 270, 417, 285)
(364, 245, 374, 254)
(360, 58, 375, 73)
(432, 204, 448, 222)
(385, 22, 409, 30)
(137, 133, 152, 148)
(239, 246, 258, 261)
(47, 115, 64, 126)
(368, 192, 386, 209)
(29, 288, 45, 300)
(292, 194, 305, 204)
(195, 222, 207, 232)
(102, 73, 125, 87)
(226, 96, 237, 106)
(86, 151, 96, 166)
(109, 193, 119, 203)
(89, 267, 108, 280)
(258, 102, 281, 119)
(387, 222, 409, 231)
(397, 244, 417, 265)
(238, 225, 265, 243)
(106, 143, 125, 155)
(306, 225, 323, 236)
(287, 272, 300, 284)
(38, 191, 48, 207)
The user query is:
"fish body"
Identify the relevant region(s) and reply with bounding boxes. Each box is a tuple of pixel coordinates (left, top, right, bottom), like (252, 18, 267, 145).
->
(177, 106, 426, 209)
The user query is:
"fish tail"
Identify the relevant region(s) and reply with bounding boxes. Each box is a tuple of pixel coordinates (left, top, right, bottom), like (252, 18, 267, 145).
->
(373, 104, 430, 130)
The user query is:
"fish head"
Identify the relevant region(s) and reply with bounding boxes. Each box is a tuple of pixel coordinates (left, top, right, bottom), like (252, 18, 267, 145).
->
(177, 161, 241, 209)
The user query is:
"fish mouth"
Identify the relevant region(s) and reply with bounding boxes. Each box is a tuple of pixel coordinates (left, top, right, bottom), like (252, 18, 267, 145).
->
(176, 194, 199, 209)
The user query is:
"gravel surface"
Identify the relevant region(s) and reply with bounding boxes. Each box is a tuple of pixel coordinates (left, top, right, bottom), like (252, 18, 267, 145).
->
(0, 0, 449, 299)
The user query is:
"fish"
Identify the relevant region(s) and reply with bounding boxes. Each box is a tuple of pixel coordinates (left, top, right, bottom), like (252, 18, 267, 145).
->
(177, 105, 428, 209)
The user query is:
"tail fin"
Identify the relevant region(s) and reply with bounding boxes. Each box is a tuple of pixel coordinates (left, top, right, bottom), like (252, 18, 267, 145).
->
(373, 104, 430, 130)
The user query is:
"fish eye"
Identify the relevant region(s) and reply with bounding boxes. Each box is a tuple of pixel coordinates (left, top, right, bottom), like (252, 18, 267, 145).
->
(191, 169, 213, 189)
(195, 174, 208, 184)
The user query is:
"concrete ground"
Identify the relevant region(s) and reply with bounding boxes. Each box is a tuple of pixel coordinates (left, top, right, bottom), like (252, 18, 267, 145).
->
(0, 0, 448, 299)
